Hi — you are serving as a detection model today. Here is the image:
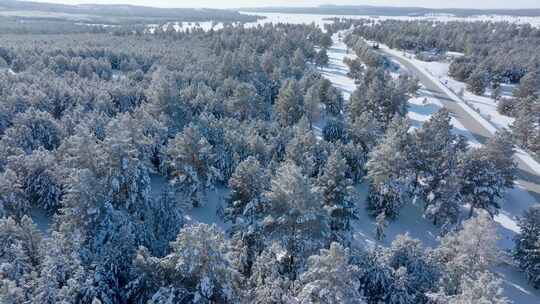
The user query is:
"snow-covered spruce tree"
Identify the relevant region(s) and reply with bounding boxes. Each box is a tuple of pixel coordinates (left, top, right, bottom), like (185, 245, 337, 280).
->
(166, 124, 220, 209)
(321, 85, 344, 118)
(411, 109, 465, 220)
(295, 242, 365, 304)
(316, 151, 355, 239)
(302, 85, 321, 128)
(484, 129, 517, 189)
(348, 67, 408, 129)
(384, 234, 440, 303)
(338, 141, 367, 183)
(375, 212, 388, 241)
(132, 224, 242, 304)
(102, 115, 152, 213)
(225, 156, 269, 223)
(7, 148, 63, 213)
(146, 67, 191, 135)
(444, 271, 510, 304)
(245, 242, 295, 304)
(458, 147, 507, 217)
(0, 216, 42, 302)
(424, 172, 462, 230)
(286, 118, 330, 178)
(1, 108, 64, 154)
(33, 226, 88, 304)
(366, 116, 413, 219)
(513, 70, 539, 99)
(348, 111, 384, 156)
(322, 115, 346, 143)
(262, 161, 330, 280)
(432, 213, 499, 295)
(352, 246, 394, 303)
(514, 205, 540, 289)
(0, 169, 28, 219)
(274, 79, 304, 127)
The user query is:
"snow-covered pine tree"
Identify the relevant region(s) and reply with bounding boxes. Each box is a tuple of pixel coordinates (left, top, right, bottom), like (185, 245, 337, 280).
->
(295, 242, 365, 304)
(0, 169, 28, 219)
(274, 79, 303, 127)
(303, 85, 321, 128)
(411, 109, 465, 221)
(385, 234, 440, 303)
(447, 271, 509, 304)
(459, 147, 507, 217)
(366, 116, 412, 219)
(245, 242, 294, 303)
(317, 151, 355, 237)
(133, 224, 242, 303)
(1, 108, 64, 154)
(514, 205, 540, 289)
(225, 156, 269, 223)
(433, 213, 499, 295)
(7, 148, 63, 213)
(0, 216, 42, 303)
(263, 161, 330, 279)
(484, 130, 517, 188)
(166, 124, 219, 208)
(286, 118, 329, 178)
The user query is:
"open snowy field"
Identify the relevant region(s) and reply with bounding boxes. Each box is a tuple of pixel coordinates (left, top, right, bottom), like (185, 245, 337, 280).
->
(240, 12, 540, 28)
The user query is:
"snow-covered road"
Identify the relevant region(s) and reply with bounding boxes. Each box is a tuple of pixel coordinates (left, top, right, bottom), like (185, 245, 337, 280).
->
(320, 31, 540, 304)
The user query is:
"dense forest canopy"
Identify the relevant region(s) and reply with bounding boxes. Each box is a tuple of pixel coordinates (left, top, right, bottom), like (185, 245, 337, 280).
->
(0, 9, 538, 304)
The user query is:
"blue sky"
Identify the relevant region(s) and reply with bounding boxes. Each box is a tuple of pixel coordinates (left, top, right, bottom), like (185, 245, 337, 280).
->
(27, 0, 540, 9)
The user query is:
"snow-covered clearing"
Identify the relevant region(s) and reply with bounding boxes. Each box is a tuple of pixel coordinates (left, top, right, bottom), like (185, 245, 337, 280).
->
(240, 12, 540, 29)
(150, 174, 230, 231)
(320, 30, 540, 303)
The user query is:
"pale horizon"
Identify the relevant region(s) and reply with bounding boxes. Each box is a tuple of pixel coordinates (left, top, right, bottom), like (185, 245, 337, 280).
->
(24, 0, 540, 10)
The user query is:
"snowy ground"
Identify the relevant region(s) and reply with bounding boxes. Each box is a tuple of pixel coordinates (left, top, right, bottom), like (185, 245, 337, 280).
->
(150, 174, 230, 231)
(405, 56, 515, 130)
(240, 12, 540, 29)
(320, 31, 540, 303)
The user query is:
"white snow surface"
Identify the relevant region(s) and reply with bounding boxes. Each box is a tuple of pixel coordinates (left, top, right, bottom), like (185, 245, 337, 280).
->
(240, 12, 540, 29)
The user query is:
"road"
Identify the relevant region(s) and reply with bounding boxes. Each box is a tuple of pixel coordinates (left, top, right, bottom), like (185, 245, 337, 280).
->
(380, 48, 540, 203)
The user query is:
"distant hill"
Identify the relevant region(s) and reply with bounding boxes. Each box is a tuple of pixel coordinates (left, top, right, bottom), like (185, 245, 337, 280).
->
(0, 0, 259, 24)
(241, 5, 540, 17)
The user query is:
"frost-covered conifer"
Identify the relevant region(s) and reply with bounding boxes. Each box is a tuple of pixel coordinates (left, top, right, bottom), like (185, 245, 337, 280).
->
(7, 149, 63, 212)
(0, 169, 28, 219)
(133, 224, 242, 303)
(514, 206, 540, 289)
(433, 213, 499, 294)
(317, 151, 355, 235)
(225, 156, 269, 223)
(166, 124, 219, 208)
(459, 148, 507, 217)
(366, 117, 412, 218)
(1, 108, 64, 154)
(295, 243, 364, 304)
(274, 79, 303, 127)
(263, 161, 329, 277)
